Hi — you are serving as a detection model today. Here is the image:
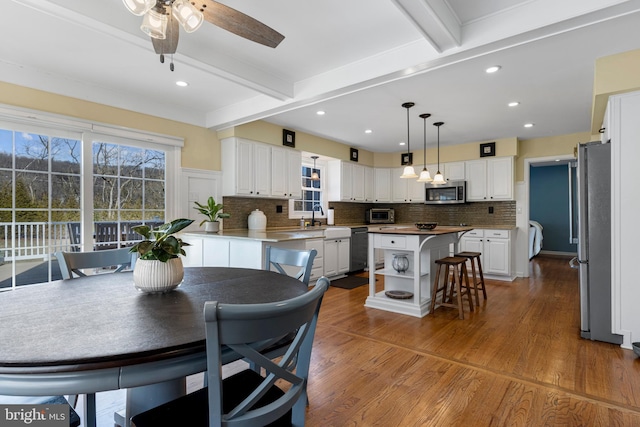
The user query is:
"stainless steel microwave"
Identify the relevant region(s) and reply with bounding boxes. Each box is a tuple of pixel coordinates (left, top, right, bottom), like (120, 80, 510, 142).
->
(366, 208, 395, 224)
(424, 180, 466, 204)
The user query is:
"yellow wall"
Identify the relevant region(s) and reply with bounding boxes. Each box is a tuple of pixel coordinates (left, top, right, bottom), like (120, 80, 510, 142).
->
(0, 82, 221, 170)
(592, 48, 640, 134)
(515, 132, 589, 181)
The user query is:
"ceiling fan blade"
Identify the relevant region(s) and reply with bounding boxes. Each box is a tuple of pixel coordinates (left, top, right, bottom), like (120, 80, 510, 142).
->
(199, 1, 284, 48)
(152, 14, 179, 55)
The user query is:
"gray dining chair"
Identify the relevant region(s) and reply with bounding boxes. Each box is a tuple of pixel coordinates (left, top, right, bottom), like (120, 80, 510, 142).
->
(55, 247, 136, 279)
(264, 246, 317, 285)
(53, 246, 136, 424)
(130, 276, 329, 427)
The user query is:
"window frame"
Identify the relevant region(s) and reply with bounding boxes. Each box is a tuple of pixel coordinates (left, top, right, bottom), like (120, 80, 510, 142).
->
(289, 156, 327, 220)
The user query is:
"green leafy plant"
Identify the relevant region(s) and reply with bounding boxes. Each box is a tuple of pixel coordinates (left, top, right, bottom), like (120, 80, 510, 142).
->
(193, 196, 230, 226)
(129, 218, 194, 262)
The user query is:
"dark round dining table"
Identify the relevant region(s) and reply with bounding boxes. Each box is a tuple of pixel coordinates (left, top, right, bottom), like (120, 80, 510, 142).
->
(0, 267, 308, 426)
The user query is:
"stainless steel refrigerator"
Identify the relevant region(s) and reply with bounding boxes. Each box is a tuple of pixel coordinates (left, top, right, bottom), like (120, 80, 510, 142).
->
(570, 142, 622, 344)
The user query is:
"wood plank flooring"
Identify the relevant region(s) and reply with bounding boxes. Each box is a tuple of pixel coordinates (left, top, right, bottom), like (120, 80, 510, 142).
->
(84, 255, 640, 426)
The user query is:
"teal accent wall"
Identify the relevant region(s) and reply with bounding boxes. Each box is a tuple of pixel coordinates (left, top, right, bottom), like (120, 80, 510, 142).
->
(530, 164, 577, 253)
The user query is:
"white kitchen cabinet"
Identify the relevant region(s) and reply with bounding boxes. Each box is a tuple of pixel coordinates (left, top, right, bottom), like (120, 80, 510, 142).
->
(271, 146, 301, 198)
(391, 167, 425, 203)
(305, 238, 324, 281)
(460, 229, 514, 280)
(327, 161, 365, 202)
(465, 157, 514, 201)
(180, 235, 230, 267)
(364, 166, 375, 202)
(221, 137, 271, 197)
(444, 161, 465, 181)
(374, 168, 391, 202)
(324, 237, 350, 278)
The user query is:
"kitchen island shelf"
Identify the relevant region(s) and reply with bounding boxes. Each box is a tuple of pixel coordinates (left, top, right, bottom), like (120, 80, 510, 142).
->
(366, 226, 472, 318)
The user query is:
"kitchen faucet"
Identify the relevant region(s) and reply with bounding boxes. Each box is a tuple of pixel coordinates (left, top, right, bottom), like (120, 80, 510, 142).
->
(311, 203, 324, 226)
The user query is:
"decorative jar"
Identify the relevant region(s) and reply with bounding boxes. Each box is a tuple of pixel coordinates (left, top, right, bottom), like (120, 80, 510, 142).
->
(391, 253, 409, 273)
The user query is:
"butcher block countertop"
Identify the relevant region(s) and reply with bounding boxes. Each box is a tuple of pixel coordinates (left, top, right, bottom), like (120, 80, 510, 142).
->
(369, 225, 474, 235)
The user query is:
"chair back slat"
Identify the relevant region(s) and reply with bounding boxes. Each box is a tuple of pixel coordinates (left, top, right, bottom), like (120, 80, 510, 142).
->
(204, 277, 329, 426)
(264, 246, 317, 285)
(55, 247, 135, 279)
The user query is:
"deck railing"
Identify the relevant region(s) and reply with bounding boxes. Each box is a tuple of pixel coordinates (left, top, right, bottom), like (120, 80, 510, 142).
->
(0, 221, 163, 261)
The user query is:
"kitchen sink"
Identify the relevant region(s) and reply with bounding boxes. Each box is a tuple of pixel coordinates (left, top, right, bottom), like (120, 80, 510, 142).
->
(324, 227, 351, 239)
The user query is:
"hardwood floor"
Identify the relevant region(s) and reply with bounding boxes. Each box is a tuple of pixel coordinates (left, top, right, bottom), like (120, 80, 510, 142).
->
(305, 255, 640, 426)
(85, 256, 640, 426)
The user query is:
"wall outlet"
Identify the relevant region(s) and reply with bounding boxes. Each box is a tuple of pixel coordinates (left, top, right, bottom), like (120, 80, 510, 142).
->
(488, 206, 494, 214)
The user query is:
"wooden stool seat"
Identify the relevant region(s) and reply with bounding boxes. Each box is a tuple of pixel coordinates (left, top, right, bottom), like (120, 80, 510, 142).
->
(430, 256, 474, 319)
(454, 251, 487, 307)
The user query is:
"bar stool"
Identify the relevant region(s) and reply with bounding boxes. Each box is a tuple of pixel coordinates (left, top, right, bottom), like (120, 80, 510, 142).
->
(430, 256, 474, 319)
(454, 251, 487, 307)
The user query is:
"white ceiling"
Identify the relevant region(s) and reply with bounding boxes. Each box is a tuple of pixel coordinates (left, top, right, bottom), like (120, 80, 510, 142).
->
(2, 0, 640, 153)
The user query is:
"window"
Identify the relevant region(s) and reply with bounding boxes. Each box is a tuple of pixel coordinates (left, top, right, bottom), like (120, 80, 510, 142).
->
(290, 158, 325, 220)
(0, 111, 181, 289)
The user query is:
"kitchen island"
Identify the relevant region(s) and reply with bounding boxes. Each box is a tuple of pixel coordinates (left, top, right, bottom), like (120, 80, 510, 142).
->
(366, 226, 473, 317)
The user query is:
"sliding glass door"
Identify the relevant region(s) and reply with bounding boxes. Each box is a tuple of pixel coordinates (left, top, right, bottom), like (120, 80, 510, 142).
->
(0, 123, 173, 289)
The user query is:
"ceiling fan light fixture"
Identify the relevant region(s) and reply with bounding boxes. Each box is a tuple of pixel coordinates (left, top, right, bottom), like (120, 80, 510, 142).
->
(172, 0, 204, 33)
(122, 0, 155, 16)
(141, 9, 168, 40)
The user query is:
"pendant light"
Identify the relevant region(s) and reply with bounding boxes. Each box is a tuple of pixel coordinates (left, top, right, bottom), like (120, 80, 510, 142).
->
(310, 156, 320, 181)
(417, 113, 433, 182)
(400, 102, 418, 179)
(432, 121, 446, 184)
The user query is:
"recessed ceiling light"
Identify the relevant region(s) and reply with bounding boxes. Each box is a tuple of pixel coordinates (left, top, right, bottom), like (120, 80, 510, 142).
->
(485, 65, 501, 73)
(524, 123, 534, 128)
(508, 101, 520, 107)
(365, 129, 372, 134)
(399, 142, 406, 146)
(316, 110, 325, 115)
(175, 81, 188, 87)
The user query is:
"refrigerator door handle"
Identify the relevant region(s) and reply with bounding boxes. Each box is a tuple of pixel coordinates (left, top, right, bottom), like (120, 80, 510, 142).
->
(569, 256, 579, 269)
(568, 161, 578, 244)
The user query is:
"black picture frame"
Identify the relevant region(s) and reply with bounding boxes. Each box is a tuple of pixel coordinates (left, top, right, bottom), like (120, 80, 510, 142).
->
(480, 142, 496, 157)
(350, 148, 359, 162)
(283, 129, 295, 147)
(401, 152, 413, 165)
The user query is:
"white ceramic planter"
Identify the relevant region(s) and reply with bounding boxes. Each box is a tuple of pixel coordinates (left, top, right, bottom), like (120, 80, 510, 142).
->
(204, 221, 220, 233)
(133, 257, 184, 293)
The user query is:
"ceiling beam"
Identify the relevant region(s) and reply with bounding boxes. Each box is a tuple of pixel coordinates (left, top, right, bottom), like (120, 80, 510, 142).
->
(390, 0, 461, 53)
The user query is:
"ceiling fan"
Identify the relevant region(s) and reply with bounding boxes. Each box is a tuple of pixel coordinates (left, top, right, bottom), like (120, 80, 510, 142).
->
(122, 0, 285, 71)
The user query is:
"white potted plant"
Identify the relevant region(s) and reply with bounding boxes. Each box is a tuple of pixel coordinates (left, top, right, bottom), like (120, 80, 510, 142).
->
(193, 196, 230, 233)
(129, 218, 194, 293)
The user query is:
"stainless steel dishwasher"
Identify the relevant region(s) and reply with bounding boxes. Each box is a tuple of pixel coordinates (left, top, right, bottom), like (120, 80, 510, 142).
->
(350, 227, 368, 273)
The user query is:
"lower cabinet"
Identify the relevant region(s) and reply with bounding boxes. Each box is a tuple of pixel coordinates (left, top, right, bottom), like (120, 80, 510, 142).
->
(305, 238, 324, 281)
(459, 229, 514, 280)
(324, 238, 350, 278)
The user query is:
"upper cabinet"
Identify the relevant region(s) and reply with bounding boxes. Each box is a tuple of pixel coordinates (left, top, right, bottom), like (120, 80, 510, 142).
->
(271, 146, 302, 199)
(326, 162, 375, 202)
(391, 167, 425, 203)
(374, 168, 391, 202)
(465, 157, 514, 201)
(222, 138, 301, 199)
(444, 161, 465, 181)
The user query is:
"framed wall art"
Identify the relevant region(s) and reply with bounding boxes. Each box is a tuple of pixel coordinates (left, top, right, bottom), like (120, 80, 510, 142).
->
(401, 152, 413, 165)
(283, 129, 295, 147)
(480, 142, 496, 157)
(350, 147, 359, 162)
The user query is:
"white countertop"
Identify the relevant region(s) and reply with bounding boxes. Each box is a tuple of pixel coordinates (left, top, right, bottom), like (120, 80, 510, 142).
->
(181, 229, 327, 243)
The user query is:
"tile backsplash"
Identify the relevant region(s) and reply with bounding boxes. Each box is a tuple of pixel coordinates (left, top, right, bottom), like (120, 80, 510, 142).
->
(222, 197, 515, 229)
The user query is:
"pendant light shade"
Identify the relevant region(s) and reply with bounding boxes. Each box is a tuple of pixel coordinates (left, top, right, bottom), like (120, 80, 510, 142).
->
(432, 121, 446, 184)
(141, 9, 168, 39)
(310, 156, 320, 181)
(417, 113, 433, 182)
(122, 0, 155, 16)
(400, 102, 417, 179)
